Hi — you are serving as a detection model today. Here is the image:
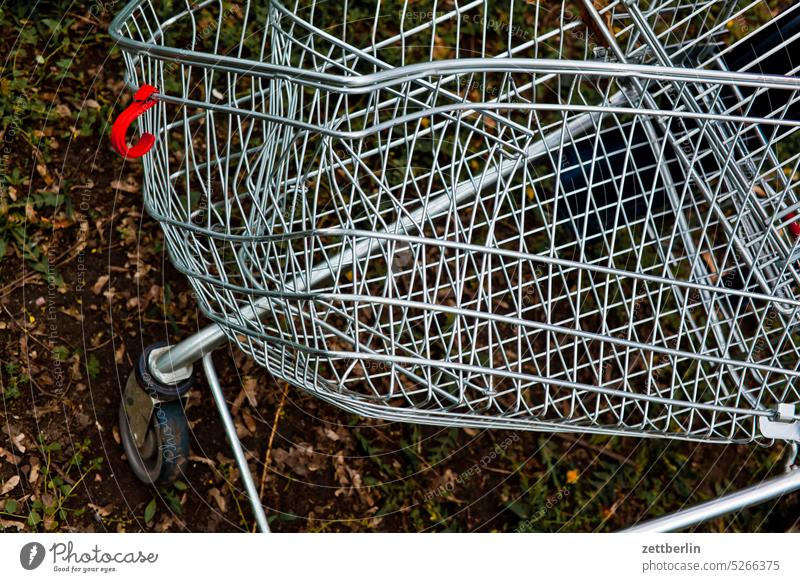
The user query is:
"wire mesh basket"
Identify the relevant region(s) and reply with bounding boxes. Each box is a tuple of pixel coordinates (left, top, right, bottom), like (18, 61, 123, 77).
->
(110, 0, 800, 453)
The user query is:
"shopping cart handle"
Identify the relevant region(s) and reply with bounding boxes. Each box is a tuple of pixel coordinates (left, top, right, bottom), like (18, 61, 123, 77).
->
(110, 84, 158, 159)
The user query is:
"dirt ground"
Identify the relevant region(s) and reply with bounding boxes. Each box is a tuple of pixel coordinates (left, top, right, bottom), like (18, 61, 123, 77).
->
(1, 1, 799, 533)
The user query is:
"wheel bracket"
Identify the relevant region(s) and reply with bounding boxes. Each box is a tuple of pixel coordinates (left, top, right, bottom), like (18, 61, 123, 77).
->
(148, 345, 195, 386)
(123, 371, 157, 450)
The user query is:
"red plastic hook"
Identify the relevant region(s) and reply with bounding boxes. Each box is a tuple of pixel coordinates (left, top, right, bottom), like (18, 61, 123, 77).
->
(110, 84, 159, 159)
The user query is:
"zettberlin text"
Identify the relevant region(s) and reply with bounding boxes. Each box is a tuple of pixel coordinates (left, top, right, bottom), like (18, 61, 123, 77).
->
(642, 543, 701, 554)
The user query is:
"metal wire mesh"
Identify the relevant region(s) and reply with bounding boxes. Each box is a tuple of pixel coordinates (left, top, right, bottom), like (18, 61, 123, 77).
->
(111, 0, 800, 443)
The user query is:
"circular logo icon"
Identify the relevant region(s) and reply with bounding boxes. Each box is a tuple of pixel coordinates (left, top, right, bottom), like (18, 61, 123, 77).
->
(20, 542, 46, 570)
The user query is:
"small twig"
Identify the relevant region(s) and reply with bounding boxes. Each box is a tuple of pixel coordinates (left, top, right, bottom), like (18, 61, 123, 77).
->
(253, 382, 289, 532)
(139, 318, 194, 326)
(85, 337, 113, 352)
(0, 273, 41, 299)
(0, 242, 123, 300)
(52, 239, 87, 267)
(1, 305, 50, 353)
(481, 466, 514, 476)
(555, 434, 635, 467)
(67, 11, 102, 27)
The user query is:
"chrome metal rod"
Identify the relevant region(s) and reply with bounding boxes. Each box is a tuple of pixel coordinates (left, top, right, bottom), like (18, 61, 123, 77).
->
(623, 468, 800, 532)
(202, 353, 270, 533)
(154, 324, 228, 380)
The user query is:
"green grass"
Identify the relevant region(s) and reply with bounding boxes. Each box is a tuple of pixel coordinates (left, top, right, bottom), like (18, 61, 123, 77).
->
(0, 2, 112, 281)
(0, 437, 105, 531)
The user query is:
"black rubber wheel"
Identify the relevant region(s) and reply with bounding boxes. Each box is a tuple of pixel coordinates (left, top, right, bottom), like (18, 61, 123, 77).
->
(119, 397, 190, 486)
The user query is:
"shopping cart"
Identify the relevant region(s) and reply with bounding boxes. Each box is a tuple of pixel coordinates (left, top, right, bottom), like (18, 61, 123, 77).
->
(109, 0, 800, 532)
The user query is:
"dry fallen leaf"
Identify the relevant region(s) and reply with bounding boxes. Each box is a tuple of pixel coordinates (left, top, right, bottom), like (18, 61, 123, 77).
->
(242, 377, 259, 408)
(235, 418, 250, 439)
(1, 475, 20, 495)
(239, 410, 255, 434)
(88, 503, 114, 518)
(55, 103, 71, 118)
(110, 179, 139, 193)
(28, 457, 40, 485)
(208, 487, 227, 512)
(432, 34, 450, 60)
(115, 343, 126, 364)
(188, 454, 215, 468)
(12, 434, 26, 453)
(93, 275, 110, 295)
(0, 447, 22, 465)
(59, 306, 84, 322)
(272, 447, 310, 477)
(36, 163, 54, 185)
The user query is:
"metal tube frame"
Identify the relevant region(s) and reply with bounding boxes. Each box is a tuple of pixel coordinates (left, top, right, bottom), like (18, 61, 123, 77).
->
(156, 326, 799, 532)
(625, 466, 800, 533)
(202, 353, 270, 533)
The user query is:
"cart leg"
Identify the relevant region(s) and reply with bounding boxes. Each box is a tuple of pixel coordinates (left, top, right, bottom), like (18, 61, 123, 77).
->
(202, 353, 271, 533)
(150, 323, 228, 384)
(623, 466, 800, 532)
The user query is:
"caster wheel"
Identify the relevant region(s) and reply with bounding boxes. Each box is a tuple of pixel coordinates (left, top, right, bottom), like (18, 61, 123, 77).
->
(119, 343, 195, 485)
(119, 397, 190, 486)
